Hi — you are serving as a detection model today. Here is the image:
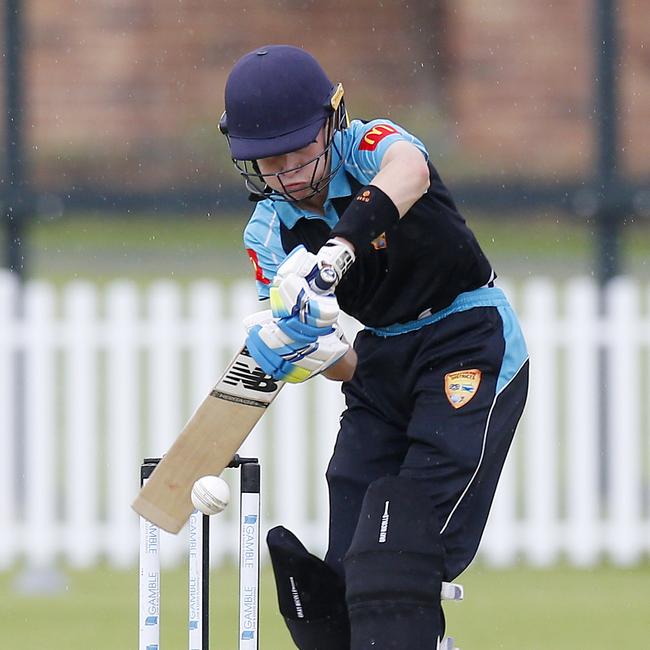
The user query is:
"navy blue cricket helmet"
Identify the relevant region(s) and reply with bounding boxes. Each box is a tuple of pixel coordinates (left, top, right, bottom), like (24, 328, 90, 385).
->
(219, 45, 348, 201)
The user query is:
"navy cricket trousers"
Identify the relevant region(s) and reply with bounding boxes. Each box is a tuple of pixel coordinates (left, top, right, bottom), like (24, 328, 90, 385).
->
(325, 294, 529, 582)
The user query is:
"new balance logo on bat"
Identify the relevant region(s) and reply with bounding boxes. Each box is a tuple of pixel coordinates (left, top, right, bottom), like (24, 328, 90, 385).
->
(223, 362, 277, 393)
(212, 346, 282, 406)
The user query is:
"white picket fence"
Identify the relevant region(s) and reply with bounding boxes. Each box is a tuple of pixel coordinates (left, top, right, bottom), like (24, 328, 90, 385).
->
(0, 270, 649, 570)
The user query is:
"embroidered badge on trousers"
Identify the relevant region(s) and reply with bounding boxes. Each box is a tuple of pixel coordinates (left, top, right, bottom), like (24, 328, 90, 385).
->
(444, 369, 482, 409)
(370, 232, 387, 250)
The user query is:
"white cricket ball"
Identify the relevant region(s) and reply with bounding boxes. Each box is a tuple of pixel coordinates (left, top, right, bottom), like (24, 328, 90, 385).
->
(191, 475, 230, 516)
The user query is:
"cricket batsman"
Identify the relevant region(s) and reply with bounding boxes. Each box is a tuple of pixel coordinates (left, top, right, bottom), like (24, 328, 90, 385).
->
(219, 44, 529, 649)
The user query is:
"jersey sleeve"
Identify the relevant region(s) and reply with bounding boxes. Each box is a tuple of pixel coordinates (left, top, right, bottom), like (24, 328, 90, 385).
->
(343, 118, 429, 183)
(243, 203, 286, 300)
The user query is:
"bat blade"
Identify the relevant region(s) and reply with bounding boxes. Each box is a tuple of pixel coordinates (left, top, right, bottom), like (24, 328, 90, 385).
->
(132, 346, 283, 533)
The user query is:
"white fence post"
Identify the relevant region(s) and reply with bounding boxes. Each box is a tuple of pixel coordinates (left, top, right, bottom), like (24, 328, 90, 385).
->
(188, 281, 224, 408)
(147, 281, 183, 465)
(564, 278, 601, 566)
(63, 282, 99, 568)
(0, 271, 18, 568)
(105, 281, 140, 568)
(605, 278, 642, 565)
(23, 281, 58, 567)
(522, 278, 560, 566)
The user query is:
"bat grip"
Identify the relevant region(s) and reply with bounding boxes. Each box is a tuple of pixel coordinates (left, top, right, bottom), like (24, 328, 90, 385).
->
(313, 266, 338, 293)
(310, 240, 355, 294)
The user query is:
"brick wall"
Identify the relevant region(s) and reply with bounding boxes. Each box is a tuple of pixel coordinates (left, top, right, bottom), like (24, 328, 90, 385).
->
(448, 0, 649, 180)
(10, 0, 650, 191)
(446, 0, 594, 178)
(620, 0, 650, 178)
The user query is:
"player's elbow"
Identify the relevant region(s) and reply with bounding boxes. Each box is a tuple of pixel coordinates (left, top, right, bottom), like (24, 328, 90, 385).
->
(397, 147, 429, 203)
(377, 142, 430, 215)
(322, 348, 357, 382)
(411, 154, 430, 197)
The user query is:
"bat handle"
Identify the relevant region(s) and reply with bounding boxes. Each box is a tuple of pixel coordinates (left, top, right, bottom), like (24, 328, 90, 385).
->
(310, 240, 355, 294)
(313, 266, 338, 292)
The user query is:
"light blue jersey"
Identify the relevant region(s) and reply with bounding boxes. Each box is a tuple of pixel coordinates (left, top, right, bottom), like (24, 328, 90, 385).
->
(243, 119, 428, 300)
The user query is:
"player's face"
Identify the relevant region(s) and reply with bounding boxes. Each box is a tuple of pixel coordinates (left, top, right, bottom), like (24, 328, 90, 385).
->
(256, 127, 329, 201)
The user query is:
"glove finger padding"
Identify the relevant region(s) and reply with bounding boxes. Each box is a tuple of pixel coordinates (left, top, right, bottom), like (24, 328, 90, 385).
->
(268, 526, 350, 650)
(270, 275, 340, 330)
(242, 309, 274, 331)
(244, 309, 328, 346)
(275, 245, 319, 281)
(245, 323, 313, 383)
(277, 315, 333, 345)
(245, 318, 349, 384)
(281, 327, 349, 383)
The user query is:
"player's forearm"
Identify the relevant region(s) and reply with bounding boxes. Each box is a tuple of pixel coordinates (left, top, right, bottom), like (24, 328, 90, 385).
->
(322, 347, 357, 382)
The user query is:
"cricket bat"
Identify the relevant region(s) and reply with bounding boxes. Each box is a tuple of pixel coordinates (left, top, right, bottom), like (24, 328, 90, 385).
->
(132, 245, 353, 534)
(132, 346, 283, 533)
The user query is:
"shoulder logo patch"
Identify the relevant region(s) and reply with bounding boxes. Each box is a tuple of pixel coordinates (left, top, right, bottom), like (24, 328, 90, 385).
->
(359, 124, 399, 151)
(444, 369, 482, 409)
(246, 248, 270, 285)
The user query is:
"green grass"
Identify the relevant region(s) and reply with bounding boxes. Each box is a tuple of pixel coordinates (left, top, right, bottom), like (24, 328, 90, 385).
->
(445, 563, 650, 649)
(5, 211, 649, 285)
(21, 213, 252, 285)
(0, 564, 292, 650)
(1, 563, 648, 649)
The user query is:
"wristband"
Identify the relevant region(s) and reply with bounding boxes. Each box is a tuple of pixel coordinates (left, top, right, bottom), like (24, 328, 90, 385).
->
(330, 184, 399, 252)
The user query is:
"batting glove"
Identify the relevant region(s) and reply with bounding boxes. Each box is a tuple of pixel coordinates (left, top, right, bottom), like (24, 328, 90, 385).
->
(270, 247, 338, 330)
(243, 310, 350, 384)
(270, 241, 355, 332)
